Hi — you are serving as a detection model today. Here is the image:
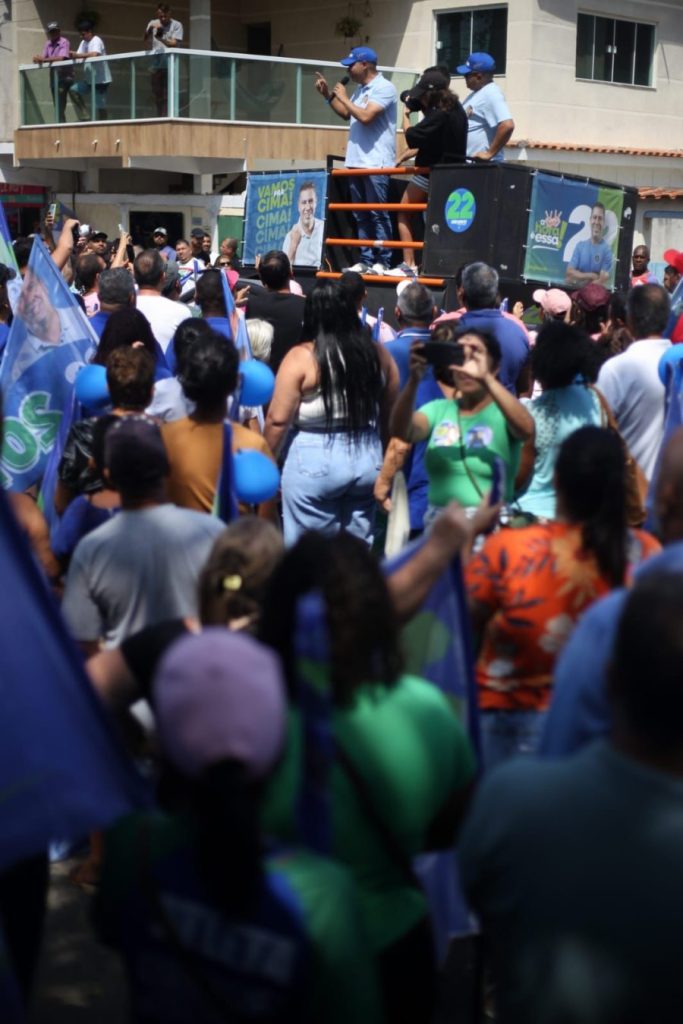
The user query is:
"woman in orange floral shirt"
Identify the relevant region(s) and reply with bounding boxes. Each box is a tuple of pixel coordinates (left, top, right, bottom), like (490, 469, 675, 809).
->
(466, 426, 660, 769)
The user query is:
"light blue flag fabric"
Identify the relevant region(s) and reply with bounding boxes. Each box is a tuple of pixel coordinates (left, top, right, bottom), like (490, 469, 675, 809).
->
(0, 487, 150, 874)
(645, 356, 683, 531)
(0, 237, 97, 492)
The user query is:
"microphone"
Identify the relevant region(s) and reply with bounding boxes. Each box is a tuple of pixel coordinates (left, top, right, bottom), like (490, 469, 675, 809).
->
(340, 75, 350, 86)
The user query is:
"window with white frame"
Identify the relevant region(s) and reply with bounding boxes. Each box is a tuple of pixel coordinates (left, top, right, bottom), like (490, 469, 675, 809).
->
(576, 13, 655, 86)
(435, 7, 508, 76)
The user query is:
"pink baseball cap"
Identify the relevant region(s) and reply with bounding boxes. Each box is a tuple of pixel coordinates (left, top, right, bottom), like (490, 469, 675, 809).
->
(532, 288, 571, 317)
(153, 629, 287, 780)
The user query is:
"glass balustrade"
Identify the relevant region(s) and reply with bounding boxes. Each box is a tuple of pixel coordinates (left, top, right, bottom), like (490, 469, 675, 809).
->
(19, 51, 417, 132)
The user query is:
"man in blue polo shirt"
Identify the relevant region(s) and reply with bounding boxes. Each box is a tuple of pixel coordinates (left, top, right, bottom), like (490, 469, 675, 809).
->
(456, 51, 514, 162)
(565, 201, 613, 286)
(314, 46, 397, 275)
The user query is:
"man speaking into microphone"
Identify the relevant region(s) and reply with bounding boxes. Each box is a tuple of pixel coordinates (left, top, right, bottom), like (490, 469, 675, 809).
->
(315, 47, 397, 275)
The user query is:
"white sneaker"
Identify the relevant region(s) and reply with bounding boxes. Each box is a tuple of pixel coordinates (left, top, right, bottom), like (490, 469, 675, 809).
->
(345, 262, 372, 273)
(384, 263, 417, 278)
(371, 262, 391, 275)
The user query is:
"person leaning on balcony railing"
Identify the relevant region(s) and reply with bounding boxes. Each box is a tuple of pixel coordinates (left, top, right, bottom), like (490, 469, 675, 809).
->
(144, 3, 184, 116)
(33, 21, 74, 122)
(69, 21, 112, 121)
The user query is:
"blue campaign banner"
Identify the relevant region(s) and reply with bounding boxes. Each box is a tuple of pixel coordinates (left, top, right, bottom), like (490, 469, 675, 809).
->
(523, 172, 625, 288)
(0, 487, 150, 874)
(243, 170, 327, 267)
(0, 237, 97, 491)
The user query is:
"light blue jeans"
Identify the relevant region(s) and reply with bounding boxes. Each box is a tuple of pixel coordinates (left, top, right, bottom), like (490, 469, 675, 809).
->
(479, 709, 548, 772)
(281, 429, 383, 546)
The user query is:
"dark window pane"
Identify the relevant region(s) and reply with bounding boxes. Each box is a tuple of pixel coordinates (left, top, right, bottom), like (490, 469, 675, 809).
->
(634, 22, 654, 86)
(472, 8, 507, 74)
(613, 19, 635, 83)
(593, 15, 612, 82)
(436, 8, 507, 76)
(435, 12, 472, 75)
(576, 13, 594, 79)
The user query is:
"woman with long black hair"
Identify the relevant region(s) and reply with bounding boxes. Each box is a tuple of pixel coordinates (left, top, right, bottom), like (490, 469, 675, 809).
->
(259, 530, 476, 1024)
(264, 280, 398, 544)
(466, 425, 660, 769)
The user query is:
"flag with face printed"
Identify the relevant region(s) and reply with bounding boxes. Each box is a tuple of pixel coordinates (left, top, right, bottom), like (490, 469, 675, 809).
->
(0, 236, 97, 491)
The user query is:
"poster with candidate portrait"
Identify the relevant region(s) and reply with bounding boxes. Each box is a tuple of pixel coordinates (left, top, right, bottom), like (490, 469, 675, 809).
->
(523, 173, 625, 288)
(243, 170, 327, 268)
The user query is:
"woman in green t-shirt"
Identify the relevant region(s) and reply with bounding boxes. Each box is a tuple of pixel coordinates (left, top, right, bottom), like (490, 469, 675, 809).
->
(390, 326, 534, 513)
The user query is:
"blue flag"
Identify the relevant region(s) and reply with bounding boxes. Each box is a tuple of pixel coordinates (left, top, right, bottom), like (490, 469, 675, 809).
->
(0, 237, 97, 492)
(0, 488, 150, 873)
(294, 592, 334, 855)
(646, 356, 683, 530)
(213, 421, 238, 524)
(0, 202, 18, 274)
(384, 540, 480, 753)
(384, 541, 481, 954)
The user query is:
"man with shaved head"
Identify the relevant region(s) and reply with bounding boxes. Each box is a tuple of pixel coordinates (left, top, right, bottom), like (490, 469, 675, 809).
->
(540, 426, 683, 755)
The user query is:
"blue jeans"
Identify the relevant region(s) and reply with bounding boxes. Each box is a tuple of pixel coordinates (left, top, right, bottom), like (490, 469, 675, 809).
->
(347, 175, 392, 268)
(281, 430, 383, 545)
(479, 709, 548, 771)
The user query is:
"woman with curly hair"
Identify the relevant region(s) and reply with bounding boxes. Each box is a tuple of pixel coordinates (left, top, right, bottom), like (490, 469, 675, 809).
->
(516, 320, 602, 519)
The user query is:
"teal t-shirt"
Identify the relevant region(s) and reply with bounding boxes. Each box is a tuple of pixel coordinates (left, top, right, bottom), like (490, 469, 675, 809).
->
(419, 397, 521, 508)
(262, 674, 476, 951)
(517, 385, 601, 519)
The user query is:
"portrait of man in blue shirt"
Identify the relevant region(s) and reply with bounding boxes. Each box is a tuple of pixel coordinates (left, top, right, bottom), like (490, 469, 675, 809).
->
(565, 201, 614, 287)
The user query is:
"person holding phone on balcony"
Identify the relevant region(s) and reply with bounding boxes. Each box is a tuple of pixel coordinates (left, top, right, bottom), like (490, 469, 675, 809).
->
(144, 4, 184, 116)
(69, 21, 112, 121)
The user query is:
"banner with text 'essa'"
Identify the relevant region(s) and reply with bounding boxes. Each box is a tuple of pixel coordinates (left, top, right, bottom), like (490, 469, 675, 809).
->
(0, 237, 97, 492)
(523, 172, 624, 288)
(0, 487, 150, 873)
(243, 170, 327, 267)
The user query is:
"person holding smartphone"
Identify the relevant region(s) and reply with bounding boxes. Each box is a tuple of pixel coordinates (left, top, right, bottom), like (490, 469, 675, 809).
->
(390, 325, 533, 519)
(144, 4, 183, 116)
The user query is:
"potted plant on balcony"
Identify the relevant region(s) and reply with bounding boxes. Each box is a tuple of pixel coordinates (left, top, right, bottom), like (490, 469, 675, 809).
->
(335, 14, 363, 41)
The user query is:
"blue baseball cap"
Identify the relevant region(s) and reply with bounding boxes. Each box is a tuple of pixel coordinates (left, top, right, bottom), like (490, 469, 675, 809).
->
(340, 46, 378, 66)
(456, 52, 496, 75)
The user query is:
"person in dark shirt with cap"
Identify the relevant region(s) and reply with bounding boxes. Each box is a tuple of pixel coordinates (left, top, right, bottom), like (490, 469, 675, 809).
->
(391, 67, 467, 276)
(33, 21, 73, 122)
(456, 51, 514, 162)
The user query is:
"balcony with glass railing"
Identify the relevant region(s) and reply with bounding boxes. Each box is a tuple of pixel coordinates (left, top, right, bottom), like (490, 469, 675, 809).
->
(18, 50, 417, 131)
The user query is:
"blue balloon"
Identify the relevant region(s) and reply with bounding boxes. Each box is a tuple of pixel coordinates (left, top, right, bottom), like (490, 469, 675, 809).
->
(658, 345, 683, 385)
(239, 359, 275, 407)
(233, 449, 280, 504)
(75, 363, 109, 411)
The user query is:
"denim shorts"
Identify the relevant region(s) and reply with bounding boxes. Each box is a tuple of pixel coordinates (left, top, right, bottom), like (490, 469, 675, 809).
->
(281, 429, 383, 545)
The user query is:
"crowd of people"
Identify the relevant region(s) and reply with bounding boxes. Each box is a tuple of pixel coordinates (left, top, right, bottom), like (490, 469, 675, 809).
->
(2, 37, 683, 1024)
(1, 192, 683, 1020)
